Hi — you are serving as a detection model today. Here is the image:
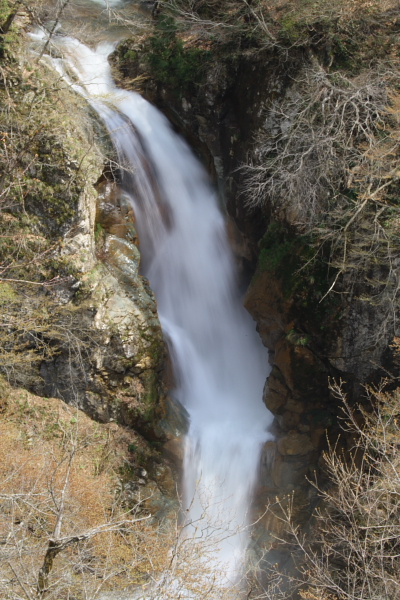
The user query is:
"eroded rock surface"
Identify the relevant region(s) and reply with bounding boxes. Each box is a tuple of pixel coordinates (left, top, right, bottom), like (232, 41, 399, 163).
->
(41, 179, 165, 438)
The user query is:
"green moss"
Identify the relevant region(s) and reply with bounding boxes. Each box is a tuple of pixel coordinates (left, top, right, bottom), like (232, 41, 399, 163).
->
(258, 222, 298, 273)
(140, 370, 159, 411)
(24, 177, 76, 228)
(0, 282, 16, 303)
(124, 49, 136, 62)
(0, 0, 18, 56)
(0, 0, 9, 22)
(0, 73, 101, 262)
(94, 222, 104, 242)
(306, 408, 335, 428)
(256, 222, 307, 294)
(279, 14, 307, 44)
(286, 329, 310, 347)
(146, 15, 211, 94)
(256, 221, 340, 325)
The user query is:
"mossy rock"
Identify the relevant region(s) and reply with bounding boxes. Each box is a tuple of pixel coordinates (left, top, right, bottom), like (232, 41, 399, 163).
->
(144, 15, 211, 95)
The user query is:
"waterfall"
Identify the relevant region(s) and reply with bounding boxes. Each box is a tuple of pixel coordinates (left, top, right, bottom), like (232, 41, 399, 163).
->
(37, 34, 273, 584)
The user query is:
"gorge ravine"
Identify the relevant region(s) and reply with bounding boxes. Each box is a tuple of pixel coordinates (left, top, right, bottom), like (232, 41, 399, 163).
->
(39, 32, 275, 580)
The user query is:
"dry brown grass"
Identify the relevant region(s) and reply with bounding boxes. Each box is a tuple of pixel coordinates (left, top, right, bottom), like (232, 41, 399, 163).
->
(263, 0, 398, 20)
(0, 381, 245, 599)
(160, 0, 400, 48)
(0, 381, 175, 598)
(254, 360, 400, 600)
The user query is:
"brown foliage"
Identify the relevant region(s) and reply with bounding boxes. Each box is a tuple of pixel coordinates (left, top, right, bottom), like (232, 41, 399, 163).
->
(242, 62, 400, 311)
(0, 382, 174, 599)
(0, 382, 248, 599)
(0, 13, 105, 388)
(256, 364, 400, 600)
(159, 0, 400, 48)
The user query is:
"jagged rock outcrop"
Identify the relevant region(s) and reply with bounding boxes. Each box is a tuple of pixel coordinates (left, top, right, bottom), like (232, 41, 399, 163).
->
(40, 178, 165, 437)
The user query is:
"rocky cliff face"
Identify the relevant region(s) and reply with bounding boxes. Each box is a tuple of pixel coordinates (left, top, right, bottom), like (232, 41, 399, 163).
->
(3, 1, 399, 579)
(40, 177, 165, 434)
(112, 12, 400, 566)
(0, 26, 178, 519)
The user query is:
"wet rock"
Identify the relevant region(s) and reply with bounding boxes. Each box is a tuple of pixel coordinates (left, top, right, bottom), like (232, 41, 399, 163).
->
(272, 456, 310, 489)
(151, 463, 176, 497)
(263, 387, 287, 413)
(40, 174, 164, 435)
(156, 394, 189, 439)
(328, 293, 394, 381)
(135, 478, 178, 523)
(96, 181, 139, 246)
(285, 398, 304, 414)
(277, 431, 315, 456)
(263, 365, 290, 413)
(163, 438, 185, 462)
(258, 441, 277, 488)
(279, 410, 300, 432)
(112, 28, 400, 583)
(244, 271, 293, 351)
(155, 395, 188, 464)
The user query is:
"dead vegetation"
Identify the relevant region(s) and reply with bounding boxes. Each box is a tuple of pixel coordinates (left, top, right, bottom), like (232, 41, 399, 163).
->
(0, 381, 160, 599)
(0, 382, 250, 600)
(254, 369, 400, 600)
(242, 67, 389, 220)
(0, 0, 107, 388)
(241, 62, 400, 307)
(156, 0, 400, 49)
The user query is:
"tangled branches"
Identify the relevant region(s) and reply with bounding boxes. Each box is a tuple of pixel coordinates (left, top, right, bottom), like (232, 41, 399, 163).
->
(153, 0, 400, 51)
(253, 372, 400, 600)
(0, 280, 101, 391)
(242, 65, 389, 221)
(242, 63, 400, 304)
(301, 380, 400, 600)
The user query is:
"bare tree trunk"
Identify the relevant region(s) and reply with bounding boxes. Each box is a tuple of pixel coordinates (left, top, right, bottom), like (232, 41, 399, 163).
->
(0, 0, 24, 34)
(38, 0, 71, 60)
(37, 540, 60, 596)
(37, 446, 75, 596)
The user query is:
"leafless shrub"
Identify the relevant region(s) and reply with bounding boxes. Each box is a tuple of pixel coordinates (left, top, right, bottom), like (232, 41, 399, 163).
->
(0, 15, 108, 390)
(242, 62, 400, 305)
(0, 387, 161, 600)
(156, 0, 399, 50)
(242, 65, 388, 221)
(159, 0, 247, 42)
(255, 371, 400, 600)
(0, 386, 257, 600)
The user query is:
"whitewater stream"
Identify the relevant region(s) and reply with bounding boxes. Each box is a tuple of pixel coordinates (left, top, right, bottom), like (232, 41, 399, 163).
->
(32, 15, 273, 589)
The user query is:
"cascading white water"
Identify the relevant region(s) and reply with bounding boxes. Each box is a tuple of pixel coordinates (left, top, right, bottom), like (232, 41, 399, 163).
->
(36, 33, 274, 582)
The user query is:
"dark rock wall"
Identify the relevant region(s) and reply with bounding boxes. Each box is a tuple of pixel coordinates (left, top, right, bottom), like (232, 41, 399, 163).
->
(111, 36, 399, 564)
